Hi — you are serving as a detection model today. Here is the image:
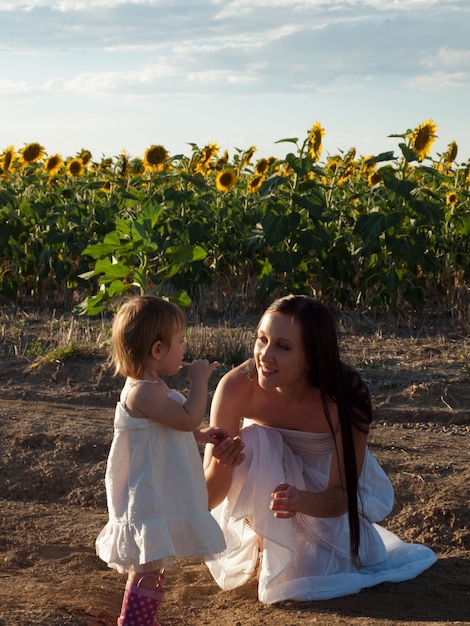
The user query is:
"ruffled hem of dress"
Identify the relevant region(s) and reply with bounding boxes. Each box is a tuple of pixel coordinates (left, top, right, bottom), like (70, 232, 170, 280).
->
(96, 513, 226, 571)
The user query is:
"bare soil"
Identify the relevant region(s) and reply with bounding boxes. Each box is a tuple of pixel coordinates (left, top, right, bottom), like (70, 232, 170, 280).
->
(0, 313, 469, 625)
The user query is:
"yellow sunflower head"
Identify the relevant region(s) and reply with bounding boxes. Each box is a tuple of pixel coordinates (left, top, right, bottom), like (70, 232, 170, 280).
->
(445, 141, 458, 165)
(216, 150, 229, 168)
(446, 191, 458, 206)
(19, 142, 45, 166)
(44, 154, 63, 176)
(98, 158, 113, 173)
(143, 144, 169, 170)
(67, 158, 84, 177)
(102, 180, 112, 194)
(0, 145, 16, 175)
(338, 165, 353, 185)
(242, 145, 256, 167)
(248, 174, 265, 194)
(76, 149, 92, 166)
(368, 171, 383, 187)
(308, 122, 325, 161)
(200, 142, 219, 164)
(360, 156, 375, 174)
(216, 168, 237, 192)
(194, 159, 209, 176)
(254, 158, 269, 176)
(409, 119, 438, 161)
(326, 157, 340, 174)
(116, 151, 131, 178)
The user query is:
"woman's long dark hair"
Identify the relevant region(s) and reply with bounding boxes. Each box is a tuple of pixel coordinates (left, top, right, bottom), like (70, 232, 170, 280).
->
(262, 294, 372, 559)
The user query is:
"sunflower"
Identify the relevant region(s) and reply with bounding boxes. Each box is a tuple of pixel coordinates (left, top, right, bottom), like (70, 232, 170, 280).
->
(19, 142, 45, 165)
(215, 169, 237, 192)
(143, 144, 168, 170)
(44, 154, 63, 176)
(446, 191, 458, 206)
(308, 122, 325, 161)
(254, 158, 269, 176)
(98, 157, 113, 173)
(338, 165, 353, 185)
(0, 145, 16, 175)
(76, 149, 92, 167)
(343, 147, 356, 164)
(242, 145, 256, 167)
(463, 161, 470, 185)
(368, 171, 383, 187)
(116, 151, 131, 178)
(216, 150, 229, 168)
(67, 158, 84, 177)
(326, 157, 340, 174)
(248, 174, 265, 194)
(444, 141, 458, 166)
(359, 156, 375, 175)
(409, 119, 438, 161)
(102, 180, 112, 193)
(200, 142, 219, 164)
(131, 158, 145, 175)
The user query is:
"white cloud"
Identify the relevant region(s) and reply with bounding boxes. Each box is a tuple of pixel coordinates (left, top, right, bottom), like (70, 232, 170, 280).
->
(0, 79, 30, 95)
(0, 0, 469, 159)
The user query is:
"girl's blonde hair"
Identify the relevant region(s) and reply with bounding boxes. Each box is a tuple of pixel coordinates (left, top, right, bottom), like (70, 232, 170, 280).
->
(111, 295, 186, 378)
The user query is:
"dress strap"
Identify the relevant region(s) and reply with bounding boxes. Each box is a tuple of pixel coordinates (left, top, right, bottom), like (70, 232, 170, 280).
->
(121, 379, 159, 405)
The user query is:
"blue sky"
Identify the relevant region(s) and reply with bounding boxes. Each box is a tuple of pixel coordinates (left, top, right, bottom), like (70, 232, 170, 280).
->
(1, 0, 469, 163)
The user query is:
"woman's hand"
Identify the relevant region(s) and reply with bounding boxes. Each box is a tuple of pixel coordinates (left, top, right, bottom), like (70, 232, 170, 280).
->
(211, 435, 245, 467)
(270, 482, 301, 518)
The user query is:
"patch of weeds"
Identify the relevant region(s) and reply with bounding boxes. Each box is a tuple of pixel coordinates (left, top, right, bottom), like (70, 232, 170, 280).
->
(29, 342, 105, 369)
(23, 337, 52, 358)
(185, 324, 255, 365)
(356, 358, 387, 370)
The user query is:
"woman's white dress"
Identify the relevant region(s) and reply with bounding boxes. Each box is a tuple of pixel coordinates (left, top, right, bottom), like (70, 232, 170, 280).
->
(206, 420, 437, 604)
(96, 381, 226, 573)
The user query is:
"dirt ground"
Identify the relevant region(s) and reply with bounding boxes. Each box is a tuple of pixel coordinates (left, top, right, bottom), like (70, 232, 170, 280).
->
(0, 312, 469, 626)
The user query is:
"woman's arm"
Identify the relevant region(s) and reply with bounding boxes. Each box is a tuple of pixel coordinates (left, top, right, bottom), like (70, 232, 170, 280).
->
(271, 424, 368, 519)
(203, 364, 249, 509)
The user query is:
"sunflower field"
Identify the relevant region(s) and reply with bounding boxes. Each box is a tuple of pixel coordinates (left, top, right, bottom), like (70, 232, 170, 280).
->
(0, 119, 469, 318)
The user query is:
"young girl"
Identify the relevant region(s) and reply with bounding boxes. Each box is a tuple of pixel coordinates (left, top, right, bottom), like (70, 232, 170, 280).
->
(96, 295, 227, 626)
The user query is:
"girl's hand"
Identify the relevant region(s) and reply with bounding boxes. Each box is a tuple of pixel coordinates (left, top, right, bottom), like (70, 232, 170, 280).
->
(211, 435, 245, 467)
(270, 482, 300, 518)
(189, 359, 219, 383)
(195, 426, 230, 445)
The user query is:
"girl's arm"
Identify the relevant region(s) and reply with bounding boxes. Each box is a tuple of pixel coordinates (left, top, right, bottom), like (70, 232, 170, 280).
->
(270, 425, 368, 518)
(125, 360, 218, 432)
(194, 426, 230, 444)
(203, 365, 248, 509)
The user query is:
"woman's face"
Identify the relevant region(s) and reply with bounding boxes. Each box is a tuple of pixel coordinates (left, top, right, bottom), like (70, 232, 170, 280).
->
(254, 312, 309, 390)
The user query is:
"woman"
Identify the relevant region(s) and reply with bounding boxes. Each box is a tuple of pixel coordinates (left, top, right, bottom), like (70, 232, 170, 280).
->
(203, 294, 436, 604)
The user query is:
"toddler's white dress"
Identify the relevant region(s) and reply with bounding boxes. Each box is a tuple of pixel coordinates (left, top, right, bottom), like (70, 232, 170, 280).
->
(96, 380, 226, 573)
(206, 420, 437, 604)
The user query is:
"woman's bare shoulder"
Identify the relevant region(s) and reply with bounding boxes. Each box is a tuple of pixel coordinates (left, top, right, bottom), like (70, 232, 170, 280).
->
(216, 359, 254, 395)
(221, 358, 254, 380)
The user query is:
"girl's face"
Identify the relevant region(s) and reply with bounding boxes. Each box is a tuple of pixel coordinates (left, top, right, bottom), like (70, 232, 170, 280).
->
(254, 312, 309, 390)
(157, 326, 186, 376)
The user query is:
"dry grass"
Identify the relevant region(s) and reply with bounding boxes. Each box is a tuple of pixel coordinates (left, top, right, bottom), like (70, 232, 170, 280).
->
(0, 307, 468, 384)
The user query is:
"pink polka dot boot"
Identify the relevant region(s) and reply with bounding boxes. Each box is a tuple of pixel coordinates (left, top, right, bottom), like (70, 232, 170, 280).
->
(117, 573, 165, 626)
